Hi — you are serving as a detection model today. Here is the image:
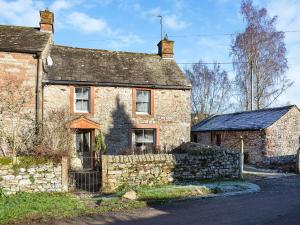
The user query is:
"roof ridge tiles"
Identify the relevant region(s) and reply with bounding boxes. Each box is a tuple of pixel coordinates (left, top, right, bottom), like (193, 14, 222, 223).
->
(53, 45, 159, 57)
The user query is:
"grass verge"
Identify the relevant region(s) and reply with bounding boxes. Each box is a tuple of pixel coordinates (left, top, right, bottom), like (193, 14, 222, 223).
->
(0, 192, 86, 225)
(0, 181, 251, 224)
(136, 185, 215, 202)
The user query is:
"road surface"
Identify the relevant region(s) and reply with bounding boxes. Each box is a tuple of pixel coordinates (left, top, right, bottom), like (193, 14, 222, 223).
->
(45, 175, 300, 225)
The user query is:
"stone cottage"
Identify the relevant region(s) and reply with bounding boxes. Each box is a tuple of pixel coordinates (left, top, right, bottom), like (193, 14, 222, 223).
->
(0, 10, 191, 169)
(192, 105, 300, 166)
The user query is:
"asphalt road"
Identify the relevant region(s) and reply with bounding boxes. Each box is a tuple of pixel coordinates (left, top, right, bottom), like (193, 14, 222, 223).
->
(49, 175, 300, 225)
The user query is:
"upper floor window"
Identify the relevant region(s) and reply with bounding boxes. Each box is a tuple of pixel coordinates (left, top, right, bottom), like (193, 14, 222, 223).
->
(136, 90, 150, 114)
(74, 87, 90, 113)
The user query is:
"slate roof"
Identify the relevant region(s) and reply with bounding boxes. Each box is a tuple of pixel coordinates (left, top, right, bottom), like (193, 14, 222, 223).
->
(44, 45, 191, 89)
(192, 105, 298, 132)
(0, 25, 50, 53)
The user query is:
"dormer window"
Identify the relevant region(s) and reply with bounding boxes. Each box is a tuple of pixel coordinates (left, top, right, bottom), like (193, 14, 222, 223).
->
(74, 87, 90, 113)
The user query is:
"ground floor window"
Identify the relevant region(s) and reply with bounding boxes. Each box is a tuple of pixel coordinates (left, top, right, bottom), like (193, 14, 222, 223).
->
(132, 129, 155, 153)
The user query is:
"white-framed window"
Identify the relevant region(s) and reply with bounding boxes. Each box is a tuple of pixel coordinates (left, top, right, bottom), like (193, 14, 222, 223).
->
(132, 129, 155, 152)
(136, 90, 150, 114)
(74, 87, 90, 113)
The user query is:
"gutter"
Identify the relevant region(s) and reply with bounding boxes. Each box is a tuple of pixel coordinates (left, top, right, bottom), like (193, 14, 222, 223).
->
(35, 52, 41, 129)
(0, 48, 42, 54)
(42, 79, 192, 90)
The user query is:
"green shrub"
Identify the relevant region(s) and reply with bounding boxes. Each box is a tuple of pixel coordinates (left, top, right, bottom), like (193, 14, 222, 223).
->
(0, 157, 12, 166)
(0, 187, 6, 198)
(94, 132, 107, 154)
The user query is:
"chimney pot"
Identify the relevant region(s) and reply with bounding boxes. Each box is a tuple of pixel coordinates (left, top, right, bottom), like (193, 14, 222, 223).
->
(157, 37, 174, 59)
(40, 9, 54, 33)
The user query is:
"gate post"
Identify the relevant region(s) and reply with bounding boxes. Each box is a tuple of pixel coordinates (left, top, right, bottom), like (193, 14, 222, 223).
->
(61, 157, 69, 192)
(101, 155, 108, 191)
(240, 136, 244, 178)
(297, 148, 300, 174)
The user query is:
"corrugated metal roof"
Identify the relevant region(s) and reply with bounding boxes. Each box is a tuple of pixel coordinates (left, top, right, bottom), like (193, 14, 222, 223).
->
(192, 105, 298, 132)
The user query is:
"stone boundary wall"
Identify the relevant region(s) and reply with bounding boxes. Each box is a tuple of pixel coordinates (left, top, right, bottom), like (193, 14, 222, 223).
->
(102, 151, 241, 192)
(0, 157, 68, 195)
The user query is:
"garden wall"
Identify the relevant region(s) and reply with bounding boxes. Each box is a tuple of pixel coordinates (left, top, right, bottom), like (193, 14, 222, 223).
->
(102, 146, 241, 191)
(0, 157, 68, 195)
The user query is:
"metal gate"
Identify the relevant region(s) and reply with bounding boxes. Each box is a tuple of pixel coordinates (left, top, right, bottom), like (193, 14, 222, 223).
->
(68, 156, 101, 193)
(69, 170, 101, 192)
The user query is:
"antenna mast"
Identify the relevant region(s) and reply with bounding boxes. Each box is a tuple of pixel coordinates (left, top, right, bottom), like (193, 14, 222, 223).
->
(157, 15, 163, 41)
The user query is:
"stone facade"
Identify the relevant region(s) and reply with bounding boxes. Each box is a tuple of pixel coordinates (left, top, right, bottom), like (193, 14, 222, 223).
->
(194, 130, 264, 164)
(0, 52, 37, 156)
(43, 85, 191, 154)
(264, 107, 300, 164)
(193, 106, 300, 166)
(102, 149, 240, 192)
(0, 157, 68, 195)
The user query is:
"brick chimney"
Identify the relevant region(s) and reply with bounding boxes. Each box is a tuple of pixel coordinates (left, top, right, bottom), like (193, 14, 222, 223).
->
(40, 9, 54, 33)
(157, 35, 174, 59)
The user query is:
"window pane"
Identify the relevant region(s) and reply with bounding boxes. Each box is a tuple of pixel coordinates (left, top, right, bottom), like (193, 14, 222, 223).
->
(76, 133, 82, 152)
(82, 88, 89, 100)
(136, 102, 149, 113)
(75, 88, 82, 98)
(83, 132, 90, 152)
(137, 90, 150, 102)
(136, 91, 143, 102)
(144, 130, 154, 143)
(75, 100, 82, 111)
(135, 130, 144, 143)
(82, 100, 89, 112)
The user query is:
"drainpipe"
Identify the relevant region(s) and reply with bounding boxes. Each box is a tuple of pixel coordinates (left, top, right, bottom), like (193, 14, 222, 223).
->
(35, 52, 41, 130)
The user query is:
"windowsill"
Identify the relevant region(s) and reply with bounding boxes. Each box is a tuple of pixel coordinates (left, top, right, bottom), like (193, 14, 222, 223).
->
(72, 111, 93, 115)
(136, 112, 150, 115)
(135, 112, 153, 117)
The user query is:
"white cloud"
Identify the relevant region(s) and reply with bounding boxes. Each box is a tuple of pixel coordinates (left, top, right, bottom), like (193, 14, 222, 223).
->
(0, 0, 43, 26)
(66, 12, 108, 33)
(108, 33, 144, 49)
(50, 0, 72, 13)
(164, 15, 190, 30)
(65, 11, 144, 48)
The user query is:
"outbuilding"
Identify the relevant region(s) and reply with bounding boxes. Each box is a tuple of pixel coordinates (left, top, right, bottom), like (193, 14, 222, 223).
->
(192, 105, 300, 166)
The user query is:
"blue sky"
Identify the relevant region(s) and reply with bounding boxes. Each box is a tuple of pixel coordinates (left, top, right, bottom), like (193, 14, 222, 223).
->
(0, 0, 299, 106)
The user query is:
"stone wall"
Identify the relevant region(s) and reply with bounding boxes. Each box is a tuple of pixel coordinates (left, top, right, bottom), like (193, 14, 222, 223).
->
(43, 85, 191, 154)
(101, 147, 240, 191)
(264, 106, 300, 165)
(193, 130, 265, 164)
(0, 157, 68, 195)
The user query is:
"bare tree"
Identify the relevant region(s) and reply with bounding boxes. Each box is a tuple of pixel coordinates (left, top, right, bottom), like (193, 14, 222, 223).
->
(30, 108, 74, 160)
(0, 74, 34, 156)
(231, 0, 293, 110)
(0, 74, 73, 159)
(185, 62, 232, 124)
